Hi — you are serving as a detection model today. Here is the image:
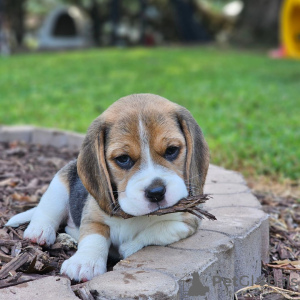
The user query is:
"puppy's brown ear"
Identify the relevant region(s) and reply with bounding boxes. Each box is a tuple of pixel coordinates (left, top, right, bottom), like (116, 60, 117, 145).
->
(177, 107, 209, 196)
(77, 117, 115, 214)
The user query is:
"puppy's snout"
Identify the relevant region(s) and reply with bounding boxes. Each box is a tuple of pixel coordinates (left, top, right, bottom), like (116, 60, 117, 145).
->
(145, 179, 166, 203)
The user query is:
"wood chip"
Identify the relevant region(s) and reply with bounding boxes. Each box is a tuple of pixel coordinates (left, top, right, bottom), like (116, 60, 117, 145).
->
(273, 268, 283, 289)
(0, 252, 31, 279)
(0, 239, 28, 247)
(0, 246, 10, 254)
(11, 241, 22, 257)
(0, 252, 13, 263)
(76, 286, 95, 300)
(8, 270, 17, 277)
(289, 271, 300, 291)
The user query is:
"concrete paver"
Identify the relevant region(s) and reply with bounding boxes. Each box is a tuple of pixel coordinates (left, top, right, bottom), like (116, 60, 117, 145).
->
(0, 277, 77, 300)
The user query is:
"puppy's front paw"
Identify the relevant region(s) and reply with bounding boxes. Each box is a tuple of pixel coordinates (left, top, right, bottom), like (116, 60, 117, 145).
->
(119, 241, 142, 258)
(182, 213, 199, 236)
(61, 252, 106, 282)
(24, 221, 56, 246)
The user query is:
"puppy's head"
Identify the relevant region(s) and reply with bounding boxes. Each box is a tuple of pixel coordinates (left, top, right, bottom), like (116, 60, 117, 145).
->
(77, 94, 209, 216)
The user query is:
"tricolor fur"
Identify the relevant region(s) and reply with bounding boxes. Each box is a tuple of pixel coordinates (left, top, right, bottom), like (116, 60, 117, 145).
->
(6, 94, 209, 282)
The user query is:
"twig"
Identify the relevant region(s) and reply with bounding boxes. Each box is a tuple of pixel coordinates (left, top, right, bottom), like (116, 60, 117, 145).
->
(265, 263, 300, 271)
(0, 239, 28, 247)
(112, 194, 217, 221)
(235, 284, 300, 300)
(6, 226, 23, 240)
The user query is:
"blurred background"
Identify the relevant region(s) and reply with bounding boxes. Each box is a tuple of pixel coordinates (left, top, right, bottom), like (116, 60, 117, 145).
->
(0, 0, 299, 195)
(0, 0, 292, 51)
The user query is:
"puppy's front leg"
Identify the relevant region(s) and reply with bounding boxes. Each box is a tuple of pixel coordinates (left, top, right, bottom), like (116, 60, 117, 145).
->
(61, 197, 110, 282)
(120, 213, 198, 258)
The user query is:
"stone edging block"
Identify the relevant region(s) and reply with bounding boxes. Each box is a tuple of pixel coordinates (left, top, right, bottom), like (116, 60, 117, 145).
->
(0, 277, 77, 300)
(0, 126, 269, 300)
(87, 269, 180, 300)
(0, 125, 84, 149)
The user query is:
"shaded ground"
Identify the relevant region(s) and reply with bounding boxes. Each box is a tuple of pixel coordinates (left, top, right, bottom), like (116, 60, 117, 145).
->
(0, 141, 299, 299)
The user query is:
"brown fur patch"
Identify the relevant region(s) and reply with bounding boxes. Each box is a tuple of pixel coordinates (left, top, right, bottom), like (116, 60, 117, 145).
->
(57, 161, 78, 193)
(79, 196, 110, 242)
(57, 170, 70, 193)
(176, 106, 209, 195)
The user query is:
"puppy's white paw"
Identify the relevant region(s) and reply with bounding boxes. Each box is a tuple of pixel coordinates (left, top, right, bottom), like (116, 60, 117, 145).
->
(5, 208, 36, 227)
(172, 221, 195, 240)
(23, 221, 56, 246)
(61, 252, 106, 282)
(119, 218, 198, 259)
(181, 213, 199, 236)
(119, 241, 141, 258)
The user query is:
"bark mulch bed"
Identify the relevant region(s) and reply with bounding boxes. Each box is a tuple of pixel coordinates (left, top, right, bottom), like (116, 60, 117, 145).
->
(0, 141, 96, 298)
(1, 141, 299, 299)
(236, 188, 300, 299)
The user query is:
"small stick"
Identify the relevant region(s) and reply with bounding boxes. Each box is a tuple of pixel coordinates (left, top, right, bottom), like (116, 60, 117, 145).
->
(112, 194, 216, 221)
(7, 226, 24, 240)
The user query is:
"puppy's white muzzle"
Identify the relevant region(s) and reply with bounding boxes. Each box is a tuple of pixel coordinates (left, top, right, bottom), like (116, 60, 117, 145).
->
(118, 165, 188, 216)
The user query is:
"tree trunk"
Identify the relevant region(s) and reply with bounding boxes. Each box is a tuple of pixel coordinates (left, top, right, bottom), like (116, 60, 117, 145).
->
(232, 0, 284, 46)
(4, 0, 27, 48)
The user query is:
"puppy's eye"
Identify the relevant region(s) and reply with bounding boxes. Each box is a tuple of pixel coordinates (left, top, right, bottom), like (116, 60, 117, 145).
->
(115, 155, 134, 170)
(164, 146, 180, 161)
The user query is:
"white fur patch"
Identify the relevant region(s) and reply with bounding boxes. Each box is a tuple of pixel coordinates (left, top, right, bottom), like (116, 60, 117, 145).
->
(104, 212, 197, 258)
(60, 234, 110, 282)
(64, 211, 80, 241)
(23, 174, 69, 245)
(5, 207, 36, 227)
(120, 167, 188, 216)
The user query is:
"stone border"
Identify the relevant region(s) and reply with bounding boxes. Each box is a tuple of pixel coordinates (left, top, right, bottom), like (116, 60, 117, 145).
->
(0, 125, 84, 149)
(0, 126, 269, 300)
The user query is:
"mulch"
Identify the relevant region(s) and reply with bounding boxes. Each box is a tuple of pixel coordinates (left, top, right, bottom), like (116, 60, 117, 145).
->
(0, 141, 299, 299)
(236, 191, 300, 299)
(0, 141, 96, 298)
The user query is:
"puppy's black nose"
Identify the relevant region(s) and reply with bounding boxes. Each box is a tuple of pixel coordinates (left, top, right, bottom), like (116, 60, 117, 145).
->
(145, 180, 166, 203)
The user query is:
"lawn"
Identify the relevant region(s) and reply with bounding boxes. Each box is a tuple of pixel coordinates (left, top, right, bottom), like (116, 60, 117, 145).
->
(0, 47, 299, 180)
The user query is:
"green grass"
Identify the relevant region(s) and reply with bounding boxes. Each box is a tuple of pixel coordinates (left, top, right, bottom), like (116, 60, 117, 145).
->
(0, 47, 299, 180)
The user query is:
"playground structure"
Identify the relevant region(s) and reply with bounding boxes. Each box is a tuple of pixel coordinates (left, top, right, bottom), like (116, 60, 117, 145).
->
(38, 6, 91, 50)
(281, 0, 300, 58)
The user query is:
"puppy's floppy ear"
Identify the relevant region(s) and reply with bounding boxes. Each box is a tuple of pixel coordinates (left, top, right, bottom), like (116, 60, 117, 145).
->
(176, 107, 209, 196)
(77, 116, 115, 214)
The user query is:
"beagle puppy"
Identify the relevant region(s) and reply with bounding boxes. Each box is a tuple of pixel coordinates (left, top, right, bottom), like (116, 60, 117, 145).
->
(6, 94, 209, 282)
